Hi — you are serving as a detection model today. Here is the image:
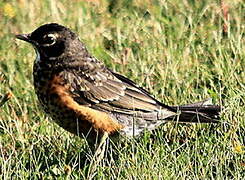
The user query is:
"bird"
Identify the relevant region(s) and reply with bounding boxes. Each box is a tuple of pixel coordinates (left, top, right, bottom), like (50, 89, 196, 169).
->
(16, 23, 221, 147)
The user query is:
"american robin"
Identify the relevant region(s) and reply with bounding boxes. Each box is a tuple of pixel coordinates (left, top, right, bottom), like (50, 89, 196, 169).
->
(16, 23, 221, 146)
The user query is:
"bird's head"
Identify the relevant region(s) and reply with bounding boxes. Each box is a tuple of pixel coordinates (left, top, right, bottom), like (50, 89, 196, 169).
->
(16, 23, 81, 60)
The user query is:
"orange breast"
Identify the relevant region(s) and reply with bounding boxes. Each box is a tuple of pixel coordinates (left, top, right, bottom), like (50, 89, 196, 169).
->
(44, 75, 124, 136)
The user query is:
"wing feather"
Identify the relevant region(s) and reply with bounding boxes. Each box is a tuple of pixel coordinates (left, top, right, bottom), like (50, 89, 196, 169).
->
(60, 57, 174, 117)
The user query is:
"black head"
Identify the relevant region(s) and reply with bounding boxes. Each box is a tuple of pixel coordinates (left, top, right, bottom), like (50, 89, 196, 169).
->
(16, 23, 78, 58)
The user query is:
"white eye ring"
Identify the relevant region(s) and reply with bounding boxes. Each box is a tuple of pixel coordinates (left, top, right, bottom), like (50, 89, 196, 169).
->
(43, 33, 57, 47)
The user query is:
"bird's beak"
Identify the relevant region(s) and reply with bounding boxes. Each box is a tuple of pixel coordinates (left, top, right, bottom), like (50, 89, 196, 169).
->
(15, 34, 31, 43)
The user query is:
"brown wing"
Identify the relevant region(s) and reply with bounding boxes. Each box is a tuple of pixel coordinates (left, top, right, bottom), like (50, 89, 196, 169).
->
(60, 56, 174, 115)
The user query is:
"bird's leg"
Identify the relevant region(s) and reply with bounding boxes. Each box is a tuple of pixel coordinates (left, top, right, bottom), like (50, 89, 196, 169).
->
(87, 132, 109, 179)
(93, 131, 109, 162)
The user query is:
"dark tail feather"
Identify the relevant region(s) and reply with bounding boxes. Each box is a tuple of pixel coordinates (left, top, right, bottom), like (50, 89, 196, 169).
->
(169, 99, 221, 123)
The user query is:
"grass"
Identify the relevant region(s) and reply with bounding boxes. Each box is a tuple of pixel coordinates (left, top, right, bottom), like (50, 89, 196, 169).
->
(0, 0, 244, 179)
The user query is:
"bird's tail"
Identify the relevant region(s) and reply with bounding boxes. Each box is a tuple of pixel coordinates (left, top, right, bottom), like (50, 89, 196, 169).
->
(169, 99, 221, 123)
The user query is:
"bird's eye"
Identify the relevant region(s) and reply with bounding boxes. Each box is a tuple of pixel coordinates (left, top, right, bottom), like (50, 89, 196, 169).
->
(42, 33, 57, 46)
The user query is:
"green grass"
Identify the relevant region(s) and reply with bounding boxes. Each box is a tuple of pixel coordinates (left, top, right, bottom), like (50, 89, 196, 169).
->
(0, 0, 244, 179)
